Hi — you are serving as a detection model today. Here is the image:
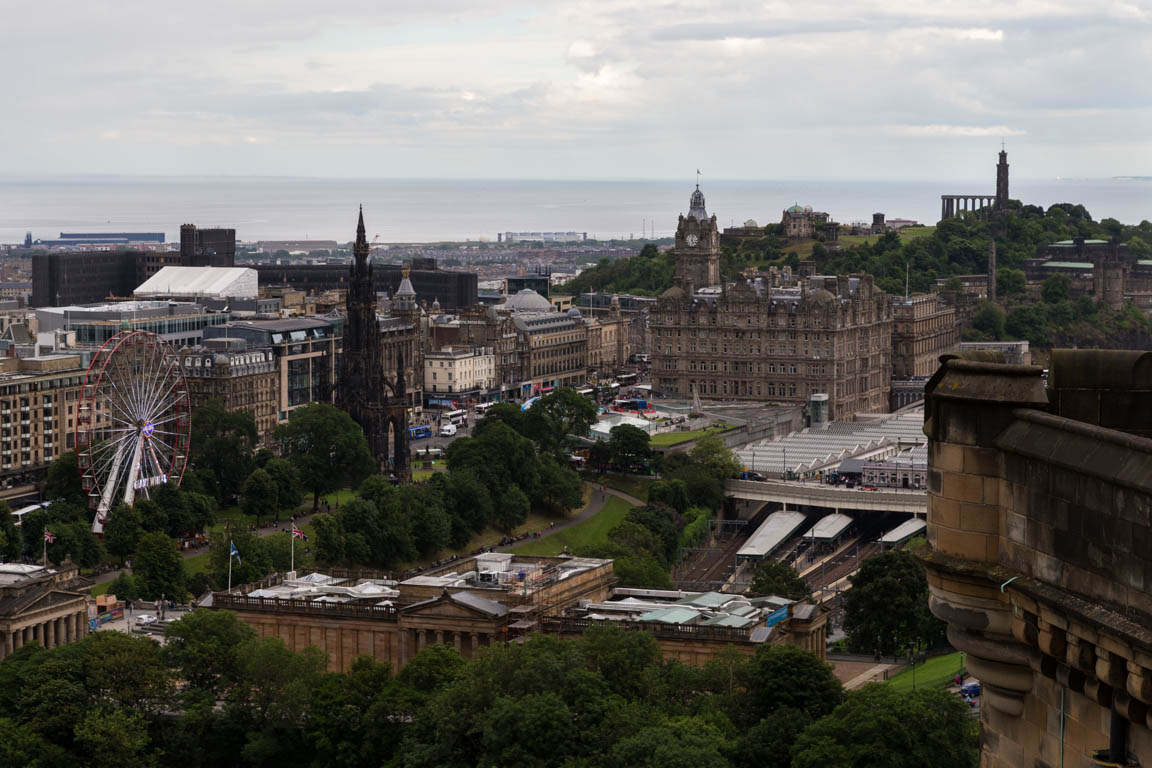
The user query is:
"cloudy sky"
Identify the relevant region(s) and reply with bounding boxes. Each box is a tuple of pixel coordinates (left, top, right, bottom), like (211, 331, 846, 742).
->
(2, 0, 1149, 181)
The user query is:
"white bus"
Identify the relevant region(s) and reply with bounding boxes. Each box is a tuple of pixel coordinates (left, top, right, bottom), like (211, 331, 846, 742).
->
(444, 409, 467, 425)
(474, 402, 496, 417)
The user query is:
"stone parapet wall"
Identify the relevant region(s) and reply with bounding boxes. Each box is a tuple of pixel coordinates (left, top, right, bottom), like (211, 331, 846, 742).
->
(922, 352, 1152, 766)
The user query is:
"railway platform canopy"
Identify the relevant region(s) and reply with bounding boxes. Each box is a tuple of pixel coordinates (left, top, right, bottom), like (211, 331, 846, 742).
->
(737, 511, 808, 561)
(734, 407, 925, 479)
(879, 517, 927, 548)
(807, 513, 853, 542)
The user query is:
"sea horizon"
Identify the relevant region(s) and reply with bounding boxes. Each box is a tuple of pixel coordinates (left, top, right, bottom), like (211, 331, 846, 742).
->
(2, 175, 1148, 245)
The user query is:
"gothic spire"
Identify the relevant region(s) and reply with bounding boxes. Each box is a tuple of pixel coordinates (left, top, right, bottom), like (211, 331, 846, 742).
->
(356, 205, 367, 248)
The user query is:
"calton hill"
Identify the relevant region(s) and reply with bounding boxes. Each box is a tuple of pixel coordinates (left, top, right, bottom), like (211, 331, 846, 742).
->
(561, 201, 1152, 357)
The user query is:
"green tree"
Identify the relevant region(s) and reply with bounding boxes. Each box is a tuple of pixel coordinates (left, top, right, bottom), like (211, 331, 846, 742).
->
(530, 386, 598, 452)
(190, 401, 257, 502)
(241, 468, 279, 521)
(995, 267, 1027, 296)
(1042, 274, 1071, 304)
(103, 504, 143, 565)
(208, 531, 271, 589)
(791, 684, 977, 768)
(648, 478, 690, 514)
(73, 707, 158, 768)
(734, 644, 843, 726)
(608, 424, 651, 473)
(132, 532, 186, 601)
(842, 549, 943, 655)
(689, 435, 741, 480)
(43, 451, 86, 506)
(0, 501, 18, 561)
(971, 300, 1006, 339)
(273, 403, 374, 509)
(531, 457, 583, 517)
(629, 503, 685, 560)
(746, 559, 811, 601)
(163, 609, 257, 703)
(263, 457, 302, 512)
(105, 571, 138, 601)
(493, 485, 530, 533)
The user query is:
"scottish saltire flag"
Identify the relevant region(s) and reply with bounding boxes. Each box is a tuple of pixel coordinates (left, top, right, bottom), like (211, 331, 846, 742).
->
(230, 540, 241, 564)
(43, 529, 55, 543)
(292, 526, 306, 540)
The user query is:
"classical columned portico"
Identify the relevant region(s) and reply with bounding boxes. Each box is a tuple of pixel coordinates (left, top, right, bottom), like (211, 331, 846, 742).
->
(940, 195, 997, 221)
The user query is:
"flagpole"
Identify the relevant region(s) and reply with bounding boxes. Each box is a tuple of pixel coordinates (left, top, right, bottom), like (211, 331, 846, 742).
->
(228, 539, 233, 592)
(42, 529, 46, 566)
(291, 532, 295, 574)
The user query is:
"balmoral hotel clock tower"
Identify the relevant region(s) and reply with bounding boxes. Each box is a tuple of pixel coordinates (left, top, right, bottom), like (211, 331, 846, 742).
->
(672, 183, 721, 292)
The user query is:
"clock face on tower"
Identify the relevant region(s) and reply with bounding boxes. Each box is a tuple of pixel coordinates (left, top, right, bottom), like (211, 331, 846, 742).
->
(685, 234, 699, 247)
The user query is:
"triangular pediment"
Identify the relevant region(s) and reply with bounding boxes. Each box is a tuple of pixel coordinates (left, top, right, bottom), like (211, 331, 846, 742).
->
(400, 592, 506, 620)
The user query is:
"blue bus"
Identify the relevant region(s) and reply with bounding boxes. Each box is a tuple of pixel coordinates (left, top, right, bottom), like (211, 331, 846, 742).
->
(409, 424, 433, 440)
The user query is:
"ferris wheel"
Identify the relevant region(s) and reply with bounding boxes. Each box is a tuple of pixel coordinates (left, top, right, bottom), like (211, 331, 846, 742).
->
(76, 329, 191, 533)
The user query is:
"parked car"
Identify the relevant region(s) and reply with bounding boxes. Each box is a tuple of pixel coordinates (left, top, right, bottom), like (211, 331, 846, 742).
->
(439, 424, 457, 437)
(960, 681, 982, 697)
(136, 614, 158, 626)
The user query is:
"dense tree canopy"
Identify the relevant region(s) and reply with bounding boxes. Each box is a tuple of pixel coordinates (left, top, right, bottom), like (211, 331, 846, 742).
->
(792, 684, 977, 768)
(273, 403, 375, 509)
(190, 401, 258, 502)
(842, 549, 944, 655)
(0, 618, 977, 768)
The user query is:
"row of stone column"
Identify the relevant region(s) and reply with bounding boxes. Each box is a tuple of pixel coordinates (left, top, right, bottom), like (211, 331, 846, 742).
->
(401, 627, 493, 664)
(0, 610, 88, 660)
(940, 196, 996, 219)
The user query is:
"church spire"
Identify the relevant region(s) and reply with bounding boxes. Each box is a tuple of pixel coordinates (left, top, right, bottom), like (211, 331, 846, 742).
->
(356, 206, 367, 247)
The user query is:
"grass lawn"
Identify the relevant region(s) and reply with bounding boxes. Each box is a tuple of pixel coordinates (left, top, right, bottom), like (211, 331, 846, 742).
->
(412, 470, 441, 482)
(650, 425, 730, 447)
(509, 496, 634, 557)
(886, 651, 966, 692)
(91, 581, 112, 597)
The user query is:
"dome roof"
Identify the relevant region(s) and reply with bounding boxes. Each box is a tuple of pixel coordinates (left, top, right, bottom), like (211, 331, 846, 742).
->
(808, 288, 836, 306)
(567, 307, 582, 318)
(505, 288, 554, 312)
(661, 285, 687, 300)
(688, 186, 708, 219)
(786, 204, 805, 214)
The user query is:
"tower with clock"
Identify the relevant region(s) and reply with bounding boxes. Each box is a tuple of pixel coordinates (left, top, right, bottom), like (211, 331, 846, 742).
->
(673, 183, 721, 291)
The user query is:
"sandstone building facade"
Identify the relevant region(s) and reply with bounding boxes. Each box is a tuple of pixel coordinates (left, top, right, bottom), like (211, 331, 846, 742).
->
(890, 293, 959, 379)
(921, 350, 1152, 766)
(652, 189, 892, 419)
(0, 563, 90, 661)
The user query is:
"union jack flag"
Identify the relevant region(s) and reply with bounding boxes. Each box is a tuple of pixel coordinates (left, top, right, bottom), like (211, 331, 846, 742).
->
(292, 526, 307, 541)
(43, 529, 55, 543)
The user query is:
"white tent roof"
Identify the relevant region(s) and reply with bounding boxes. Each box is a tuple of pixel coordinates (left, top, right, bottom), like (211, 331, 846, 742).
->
(134, 266, 258, 299)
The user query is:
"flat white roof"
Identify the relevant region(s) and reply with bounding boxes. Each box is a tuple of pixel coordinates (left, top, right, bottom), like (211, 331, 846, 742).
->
(135, 266, 258, 299)
(880, 517, 927, 544)
(807, 513, 853, 541)
(738, 510, 808, 559)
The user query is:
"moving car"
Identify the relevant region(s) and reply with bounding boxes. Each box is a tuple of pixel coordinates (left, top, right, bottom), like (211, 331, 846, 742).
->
(136, 614, 158, 626)
(439, 424, 457, 437)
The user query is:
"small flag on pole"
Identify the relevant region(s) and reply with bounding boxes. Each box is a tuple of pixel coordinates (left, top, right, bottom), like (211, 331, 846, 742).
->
(229, 541, 242, 565)
(43, 529, 56, 543)
(292, 526, 307, 541)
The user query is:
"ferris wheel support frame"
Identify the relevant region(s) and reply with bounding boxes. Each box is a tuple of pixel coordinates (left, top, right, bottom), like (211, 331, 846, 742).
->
(75, 329, 191, 533)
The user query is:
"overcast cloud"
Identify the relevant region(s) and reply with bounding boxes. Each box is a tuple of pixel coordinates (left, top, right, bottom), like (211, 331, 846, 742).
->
(1, 0, 1149, 180)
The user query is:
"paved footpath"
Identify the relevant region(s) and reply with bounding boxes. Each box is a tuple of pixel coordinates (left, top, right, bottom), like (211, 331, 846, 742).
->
(494, 482, 644, 553)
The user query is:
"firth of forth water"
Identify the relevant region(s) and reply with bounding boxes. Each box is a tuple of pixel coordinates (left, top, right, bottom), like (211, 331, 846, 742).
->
(1, 177, 1148, 244)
